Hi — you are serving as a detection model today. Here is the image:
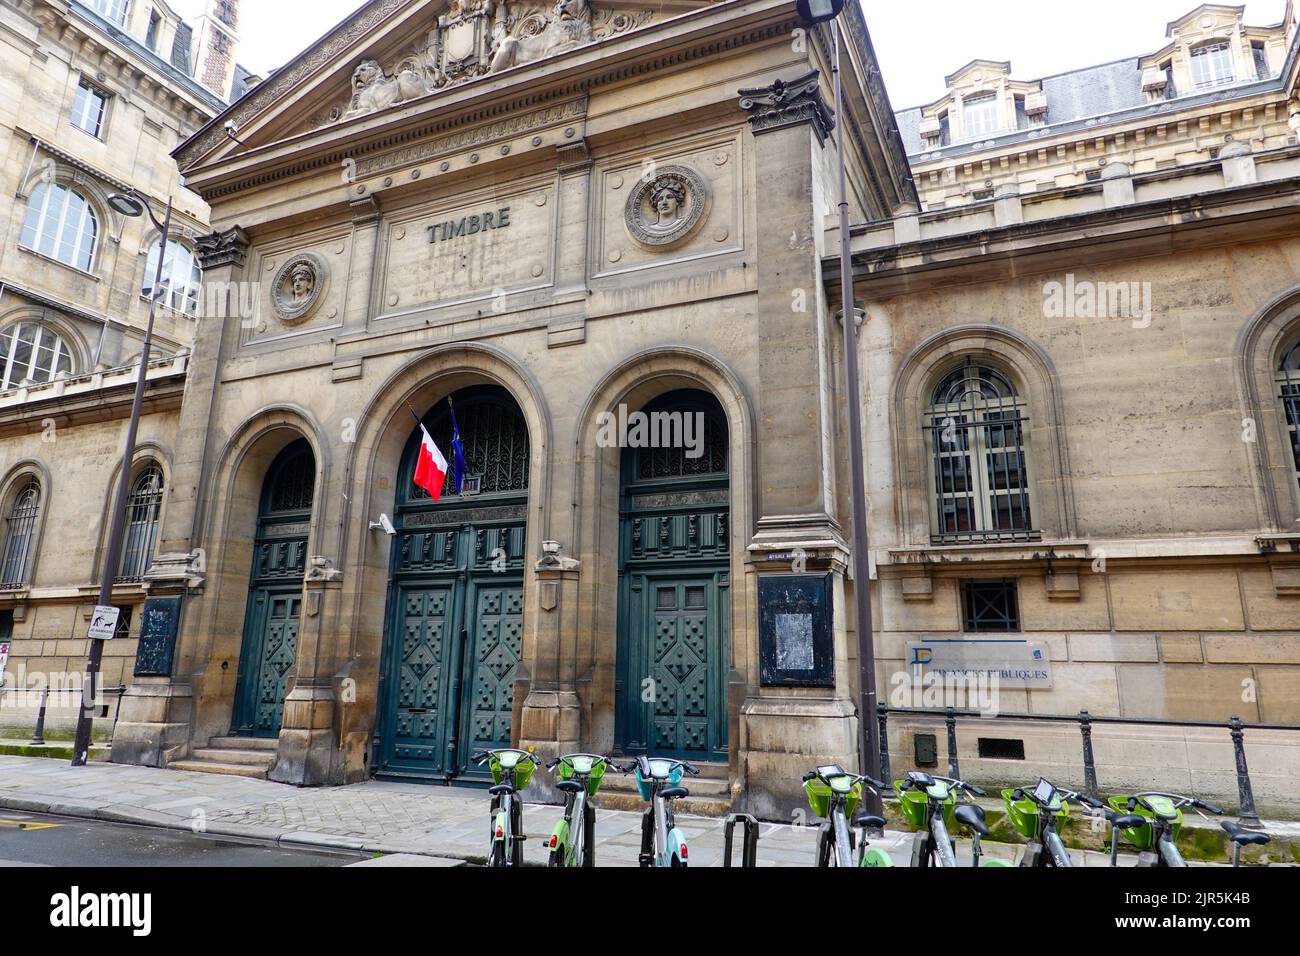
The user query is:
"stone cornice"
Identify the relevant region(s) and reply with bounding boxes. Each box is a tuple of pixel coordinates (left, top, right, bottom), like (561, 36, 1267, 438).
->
(837, 176, 1300, 293)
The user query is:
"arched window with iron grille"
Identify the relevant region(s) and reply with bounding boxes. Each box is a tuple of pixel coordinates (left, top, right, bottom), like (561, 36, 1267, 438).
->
(1, 479, 41, 589)
(116, 465, 165, 584)
(1279, 339, 1300, 505)
(926, 362, 1036, 544)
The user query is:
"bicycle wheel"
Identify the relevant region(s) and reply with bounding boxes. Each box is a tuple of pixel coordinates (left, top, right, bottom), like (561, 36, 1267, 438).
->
(581, 802, 596, 867)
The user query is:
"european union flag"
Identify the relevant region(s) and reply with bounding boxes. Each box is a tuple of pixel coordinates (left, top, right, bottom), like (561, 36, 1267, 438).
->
(448, 397, 468, 494)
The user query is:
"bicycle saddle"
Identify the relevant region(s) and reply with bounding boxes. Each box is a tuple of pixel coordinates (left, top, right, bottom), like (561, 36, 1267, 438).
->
(1111, 813, 1147, 830)
(853, 813, 887, 830)
(661, 787, 690, 800)
(488, 784, 515, 797)
(954, 804, 989, 836)
(1221, 821, 1271, 846)
(556, 780, 584, 795)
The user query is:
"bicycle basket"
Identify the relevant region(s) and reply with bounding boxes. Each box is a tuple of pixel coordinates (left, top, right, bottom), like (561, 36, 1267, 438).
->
(895, 781, 930, 829)
(1003, 790, 1069, 838)
(804, 779, 861, 820)
(1107, 796, 1168, 850)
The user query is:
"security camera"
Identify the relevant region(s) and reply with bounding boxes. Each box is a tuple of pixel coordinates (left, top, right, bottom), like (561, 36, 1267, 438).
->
(369, 513, 396, 536)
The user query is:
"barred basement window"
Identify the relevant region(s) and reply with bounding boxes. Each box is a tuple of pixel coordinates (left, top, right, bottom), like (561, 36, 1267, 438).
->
(1280, 339, 1300, 504)
(1, 479, 41, 589)
(116, 466, 164, 584)
(926, 362, 1036, 544)
(961, 579, 1020, 633)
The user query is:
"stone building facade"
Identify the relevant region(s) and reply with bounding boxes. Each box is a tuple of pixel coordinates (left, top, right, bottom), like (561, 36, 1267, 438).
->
(856, 2, 1300, 812)
(108, 0, 913, 816)
(0, 0, 245, 739)
(67, 0, 1300, 819)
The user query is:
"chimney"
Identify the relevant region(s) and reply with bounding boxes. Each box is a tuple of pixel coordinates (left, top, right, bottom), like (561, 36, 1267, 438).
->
(193, 0, 241, 101)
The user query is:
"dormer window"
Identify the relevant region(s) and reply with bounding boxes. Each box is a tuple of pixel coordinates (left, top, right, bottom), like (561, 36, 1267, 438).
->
(962, 94, 1002, 139)
(1190, 42, 1235, 90)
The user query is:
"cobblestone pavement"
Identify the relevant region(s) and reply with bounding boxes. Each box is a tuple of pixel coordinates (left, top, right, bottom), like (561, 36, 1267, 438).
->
(0, 755, 1250, 867)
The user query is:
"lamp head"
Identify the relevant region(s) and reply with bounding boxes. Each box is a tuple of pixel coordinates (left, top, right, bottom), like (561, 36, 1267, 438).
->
(108, 192, 144, 217)
(797, 0, 843, 24)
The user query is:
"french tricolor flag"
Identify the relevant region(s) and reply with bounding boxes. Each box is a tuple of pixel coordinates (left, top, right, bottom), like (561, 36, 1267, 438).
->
(412, 416, 449, 502)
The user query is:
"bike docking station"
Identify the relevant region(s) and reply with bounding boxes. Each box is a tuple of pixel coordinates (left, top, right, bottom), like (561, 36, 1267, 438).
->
(723, 813, 761, 868)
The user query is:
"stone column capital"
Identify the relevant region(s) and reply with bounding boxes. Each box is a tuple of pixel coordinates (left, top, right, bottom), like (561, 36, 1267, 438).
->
(195, 225, 251, 270)
(739, 70, 836, 145)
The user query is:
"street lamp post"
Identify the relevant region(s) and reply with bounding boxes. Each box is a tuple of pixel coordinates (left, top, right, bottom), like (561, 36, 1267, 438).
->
(797, 0, 882, 805)
(71, 190, 173, 767)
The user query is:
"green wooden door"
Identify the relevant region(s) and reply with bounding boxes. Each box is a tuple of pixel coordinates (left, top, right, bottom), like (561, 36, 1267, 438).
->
(616, 390, 731, 761)
(376, 387, 530, 782)
(621, 571, 728, 759)
(232, 441, 315, 739)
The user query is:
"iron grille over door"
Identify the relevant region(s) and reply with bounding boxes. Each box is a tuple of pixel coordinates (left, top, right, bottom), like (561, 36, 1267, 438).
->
(926, 362, 1036, 545)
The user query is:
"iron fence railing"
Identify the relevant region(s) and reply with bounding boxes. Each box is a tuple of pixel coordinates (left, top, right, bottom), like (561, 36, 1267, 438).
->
(876, 705, 1292, 829)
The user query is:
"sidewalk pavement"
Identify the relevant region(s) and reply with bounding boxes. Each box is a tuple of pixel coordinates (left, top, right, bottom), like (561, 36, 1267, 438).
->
(0, 755, 1225, 867)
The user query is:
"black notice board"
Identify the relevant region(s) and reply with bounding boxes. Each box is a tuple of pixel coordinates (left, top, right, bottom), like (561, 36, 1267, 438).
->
(759, 573, 834, 687)
(134, 596, 182, 677)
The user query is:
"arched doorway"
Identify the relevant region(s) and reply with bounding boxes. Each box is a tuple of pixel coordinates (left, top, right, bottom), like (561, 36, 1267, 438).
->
(231, 439, 316, 738)
(375, 385, 529, 782)
(616, 389, 730, 761)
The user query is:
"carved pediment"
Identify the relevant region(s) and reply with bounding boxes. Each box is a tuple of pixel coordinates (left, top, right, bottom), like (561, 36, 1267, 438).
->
(328, 0, 656, 125)
(175, 0, 695, 173)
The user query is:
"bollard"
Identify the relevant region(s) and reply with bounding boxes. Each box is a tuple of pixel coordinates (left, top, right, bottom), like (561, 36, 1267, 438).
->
(1079, 710, 1100, 799)
(945, 707, 960, 779)
(30, 686, 49, 746)
(723, 813, 760, 868)
(1228, 716, 1264, 830)
(877, 705, 891, 785)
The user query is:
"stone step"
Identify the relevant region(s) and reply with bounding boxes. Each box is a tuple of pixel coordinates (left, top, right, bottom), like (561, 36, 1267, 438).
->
(205, 736, 278, 752)
(190, 747, 276, 768)
(597, 767, 735, 816)
(167, 758, 270, 780)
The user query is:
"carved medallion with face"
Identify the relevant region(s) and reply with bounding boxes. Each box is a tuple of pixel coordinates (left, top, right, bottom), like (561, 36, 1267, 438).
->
(624, 165, 710, 248)
(270, 253, 329, 325)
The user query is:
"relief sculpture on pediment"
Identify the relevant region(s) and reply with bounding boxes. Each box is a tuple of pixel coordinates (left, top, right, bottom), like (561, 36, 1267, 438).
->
(335, 0, 653, 122)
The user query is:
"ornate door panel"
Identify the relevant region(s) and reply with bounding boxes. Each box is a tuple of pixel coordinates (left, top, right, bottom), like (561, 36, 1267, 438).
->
(377, 387, 531, 783)
(616, 390, 731, 762)
(387, 584, 458, 776)
(232, 441, 315, 739)
(622, 573, 726, 760)
(232, 542, 308, 738)
(459, 583, 524, 774)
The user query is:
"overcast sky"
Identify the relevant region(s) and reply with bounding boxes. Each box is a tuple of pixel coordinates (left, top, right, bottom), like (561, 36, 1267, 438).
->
(235, 0, 1290, 110)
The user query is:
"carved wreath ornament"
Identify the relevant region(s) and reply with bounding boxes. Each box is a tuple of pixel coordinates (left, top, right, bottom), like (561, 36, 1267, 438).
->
(624, 165, 710, 248)
(270, 253, 329, 324)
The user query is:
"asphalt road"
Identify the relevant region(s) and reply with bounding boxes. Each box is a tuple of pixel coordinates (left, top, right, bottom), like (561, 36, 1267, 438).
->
(0, 811, 357, 868)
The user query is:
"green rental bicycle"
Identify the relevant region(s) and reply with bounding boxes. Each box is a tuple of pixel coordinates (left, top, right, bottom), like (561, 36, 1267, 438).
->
(473, 748, 540, 868)
(802, 765, 893, 867)
(1002, 778, 1094, 867)
(1106, 791, 1227, 867)
(544, 753, 616, 867)
(897, 771, 1008, 867)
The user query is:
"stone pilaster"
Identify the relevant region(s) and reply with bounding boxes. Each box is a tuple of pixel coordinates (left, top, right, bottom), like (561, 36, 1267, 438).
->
(270, 557, 348, 785)
(109, 553, 204, 766)
(111, 227, 250, 768)
(518, 542, 582, 795)
(736, 72, 860, 817)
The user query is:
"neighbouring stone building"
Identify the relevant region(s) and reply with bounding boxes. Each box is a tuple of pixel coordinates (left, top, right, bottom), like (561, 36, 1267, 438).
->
(0, 0, 249, 740)
(11, 0, 1295, 818)
(860, 2, 1300, 812)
